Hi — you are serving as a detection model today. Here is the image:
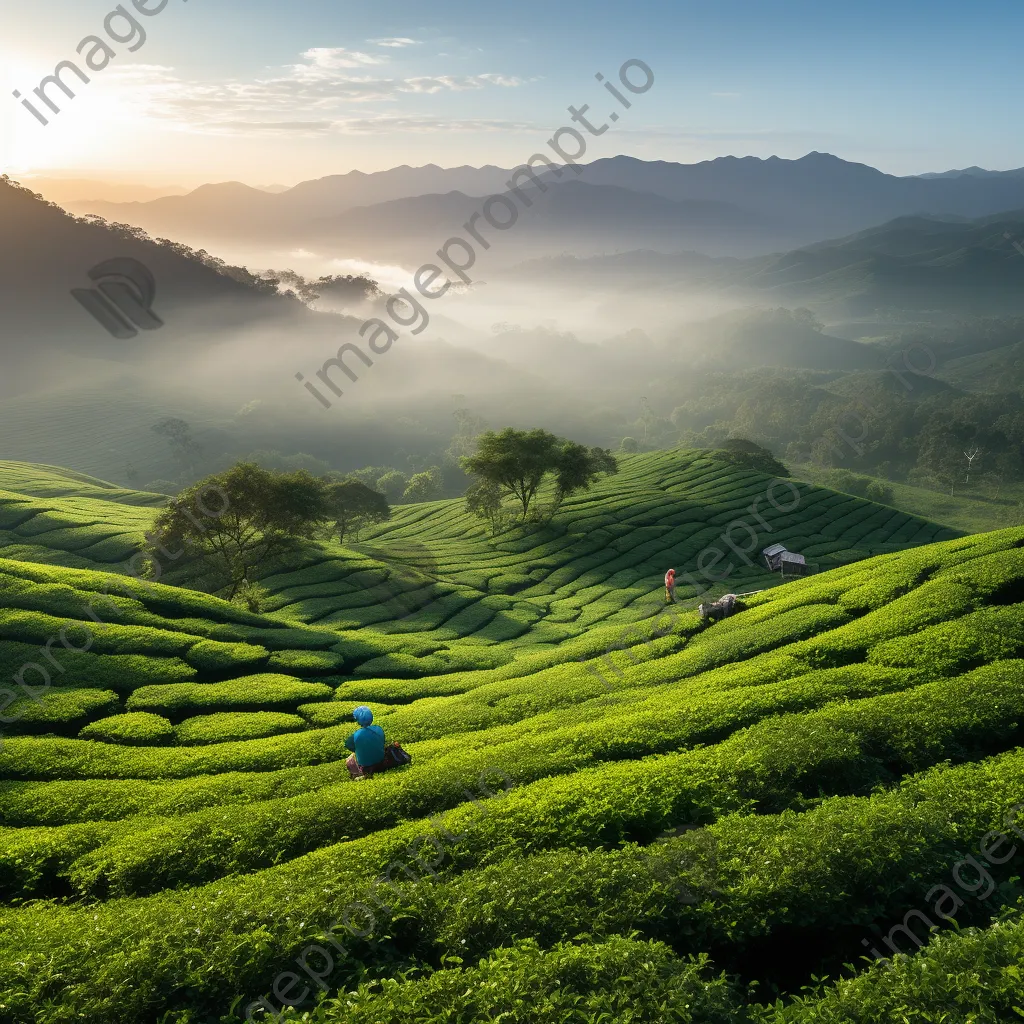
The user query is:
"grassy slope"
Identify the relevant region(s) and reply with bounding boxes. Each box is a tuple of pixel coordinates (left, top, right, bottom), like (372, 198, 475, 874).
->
(3, 458, 1022, 1022)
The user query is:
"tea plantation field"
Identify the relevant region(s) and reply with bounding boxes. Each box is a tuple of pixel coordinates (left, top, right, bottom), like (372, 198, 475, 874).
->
(1, 456, 1023, 1022)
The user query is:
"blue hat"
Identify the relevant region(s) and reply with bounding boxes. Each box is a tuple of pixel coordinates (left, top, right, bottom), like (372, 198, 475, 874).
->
(353, 705, 374, 726)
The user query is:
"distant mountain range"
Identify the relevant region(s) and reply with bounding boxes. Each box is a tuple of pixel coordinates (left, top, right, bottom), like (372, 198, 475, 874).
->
(510, 209, 1024, 319)
(55, 153, 1024, 262)
(918, 166, 1024, 180)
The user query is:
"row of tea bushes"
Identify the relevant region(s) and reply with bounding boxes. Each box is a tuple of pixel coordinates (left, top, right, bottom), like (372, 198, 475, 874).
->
(281, 911, 1024, 1024)
(0, 737, 1021, 1023)
(124, 676, 333, 718)
(5, 660, 1021, 901)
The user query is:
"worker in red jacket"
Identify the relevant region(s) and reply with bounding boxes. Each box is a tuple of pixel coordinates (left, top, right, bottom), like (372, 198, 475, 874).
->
(664, 568, 677, 604)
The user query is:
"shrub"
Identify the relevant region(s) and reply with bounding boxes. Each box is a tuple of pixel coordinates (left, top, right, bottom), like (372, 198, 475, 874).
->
(79, 713, 174, 746)
(0, 641, 196, 695)
(774, 908, 1024, 1022)
(125, 675, 332, 717)
(174, 712, 306, 746)
(291, 937, 749, 1023)
(713, 439, 790, 478)
(184, 640, 269, 673)
(233, 581, 272, 614)
(0, 723, 352, 781)
(0, 688, 119, 736)
(297, 703, 374, 728)
(266, 650, 344, 675)
(865, 479, 895, 505)
(14, 661, 1022, 901)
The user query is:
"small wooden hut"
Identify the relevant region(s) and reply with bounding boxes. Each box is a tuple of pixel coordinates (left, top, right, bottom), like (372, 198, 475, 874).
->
(779, 551, 809, 577)
(762, 543, 788, 571)
(762, 543, 809, 577)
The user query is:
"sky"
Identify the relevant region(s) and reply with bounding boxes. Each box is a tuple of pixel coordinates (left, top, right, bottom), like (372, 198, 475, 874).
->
(2, 0, 1023, 188)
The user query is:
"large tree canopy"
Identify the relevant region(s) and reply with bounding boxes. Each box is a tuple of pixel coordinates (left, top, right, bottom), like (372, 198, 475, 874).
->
(462, 428, 618, 521)
(149, 463, 329, 598)
(327, 479, 391, 542)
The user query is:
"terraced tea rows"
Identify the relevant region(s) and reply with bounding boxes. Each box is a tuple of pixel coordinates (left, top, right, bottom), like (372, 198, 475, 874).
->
(0, 453, 959, 666)
(0, 459, 1019, 1022)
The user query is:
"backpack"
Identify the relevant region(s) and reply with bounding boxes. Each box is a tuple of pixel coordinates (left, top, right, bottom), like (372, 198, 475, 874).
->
(387, 741, 412, 767)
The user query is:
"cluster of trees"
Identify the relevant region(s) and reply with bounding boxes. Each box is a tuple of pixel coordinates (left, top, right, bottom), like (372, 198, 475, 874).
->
(68, 205, 283, 297)
(661, 365, 1024, 497)
(129, 402, 493, 505)
(709, 438, 791, 478)
(149, 463, 392, 605)
(344, 464, 445, 504)
(148, 426, 614, 603)
(260, 270, 380, 308)
(819, 469, 895, 505)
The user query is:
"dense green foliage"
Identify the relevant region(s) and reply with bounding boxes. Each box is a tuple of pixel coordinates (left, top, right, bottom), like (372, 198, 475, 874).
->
(461, 427, 618, 520)
(149, 462, 330, 597)
(174, 711, 307, 746)
(325, 478, 390, 543)
(79, 712, 174, 746)
(0, 457, 1020, 1023)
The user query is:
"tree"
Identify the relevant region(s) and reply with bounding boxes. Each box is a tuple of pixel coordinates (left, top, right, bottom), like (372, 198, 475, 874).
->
(461, 428, 561, 519)
(376, 470, 409, 502)
(326, 479, 391, 543)
(403, 466, 444, 503)
(462, 428, 617, 521)
(916, 436, 965, 496)
(149, 463, 329, 598)
(551, 442, 618, 512)
(865, 480, 895, 505)
(346, 466, 388, 489)
(465, 478, 508, 535)
(619, 437, 639, 453)
(152, 418, 203, 480)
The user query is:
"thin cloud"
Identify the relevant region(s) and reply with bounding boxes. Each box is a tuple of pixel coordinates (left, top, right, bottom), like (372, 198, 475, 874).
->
(211, 120, 336, 134)
(370, 38, 422, 48)
(290, 48, 388, 75)
(101, 54, 526, 134)
(329, 114, 537, 134)
(401, 75, 525, 94)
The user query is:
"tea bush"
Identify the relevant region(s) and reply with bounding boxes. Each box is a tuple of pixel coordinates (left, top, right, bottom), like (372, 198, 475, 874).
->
(174, 712, 307, 746)
(79, 713, 174, 746)
(125, 675, 332, 717)
(0, 687, 119, 735)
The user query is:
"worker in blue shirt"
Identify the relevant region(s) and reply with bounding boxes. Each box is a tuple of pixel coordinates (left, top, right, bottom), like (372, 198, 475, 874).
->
(345, 705, 387, 779)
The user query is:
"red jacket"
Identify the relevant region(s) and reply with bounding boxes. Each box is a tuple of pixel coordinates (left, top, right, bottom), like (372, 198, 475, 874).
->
(665, 570, 676, 587)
